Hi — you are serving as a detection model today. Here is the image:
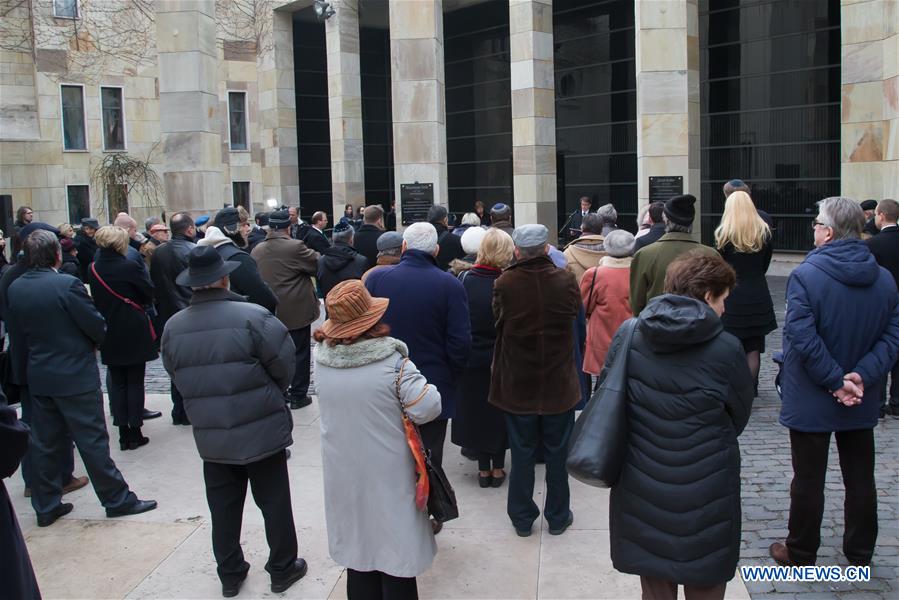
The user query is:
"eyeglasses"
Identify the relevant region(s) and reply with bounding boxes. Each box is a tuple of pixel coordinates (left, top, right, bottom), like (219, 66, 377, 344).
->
(812, 219, 831, 229)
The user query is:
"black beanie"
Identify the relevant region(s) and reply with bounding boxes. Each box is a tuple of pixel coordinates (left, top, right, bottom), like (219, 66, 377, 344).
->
(664, 194, 696, 226)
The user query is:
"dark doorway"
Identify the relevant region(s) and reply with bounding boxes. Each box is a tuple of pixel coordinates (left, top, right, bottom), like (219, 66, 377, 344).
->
(360, 0, 394, 214)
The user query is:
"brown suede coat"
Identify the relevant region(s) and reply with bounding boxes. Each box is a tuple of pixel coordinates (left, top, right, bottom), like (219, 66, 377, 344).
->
(489, 255, 581, 415)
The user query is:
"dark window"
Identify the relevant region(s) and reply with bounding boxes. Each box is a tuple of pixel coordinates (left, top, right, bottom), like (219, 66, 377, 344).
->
(100, 87, 125, 150)
(61, 85, 86, 150)
(444, 0, 512, 215)
(699, 0, 840, 251)
(293, 12, 332, 219)
(107, 184, 128, 221)
(232, 182, 250, 210)
(67, 185, 90, 224)
(54, 0, 77, 19)
(553, 0, 637, 238)
(228, 91, 248, 150)
(360, 2, 394, 213)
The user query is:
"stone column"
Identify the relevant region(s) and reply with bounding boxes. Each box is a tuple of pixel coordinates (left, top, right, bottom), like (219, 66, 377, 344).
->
(258, 10, 299, 210)
(326, 0, 365, 222)
(510, 0, 558, 240)
(389, 0, 448, 221)
(840, 0, 898, 201)
(634, 0, 700, 228)
(156, 0, 222, 214)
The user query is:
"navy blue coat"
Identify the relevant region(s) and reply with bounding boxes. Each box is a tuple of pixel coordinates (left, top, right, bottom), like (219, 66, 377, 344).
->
(781, 239, 899, 432)
(364, 250, 471, 419)
(6, 269, 106, 397)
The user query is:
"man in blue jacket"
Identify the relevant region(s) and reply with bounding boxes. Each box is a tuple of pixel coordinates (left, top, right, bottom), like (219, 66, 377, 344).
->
(770, 197, 899, 568)
(364, 222, 471, 476)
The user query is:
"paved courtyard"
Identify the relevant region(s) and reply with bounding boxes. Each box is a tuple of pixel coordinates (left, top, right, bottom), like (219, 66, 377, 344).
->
(8, 276, 898, 599)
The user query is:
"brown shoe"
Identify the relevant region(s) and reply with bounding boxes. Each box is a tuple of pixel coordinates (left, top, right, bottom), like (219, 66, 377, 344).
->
(62, 476, 89, 495)
(24, 487, 31, 498)
(769, 542, 795, 566)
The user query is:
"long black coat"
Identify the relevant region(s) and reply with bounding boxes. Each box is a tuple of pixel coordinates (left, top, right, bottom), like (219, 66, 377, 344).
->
(74, 231, 97, 282)
(451, 266, 507, 454)
(867, 225, 899, 287)
(317, 243, 368, 298)
(0, 394, 41, 600)
(434, 223, 466, 271)
(149, 234, 195, 325)
(0, 261, 29, 386)
(214, 242, 278, 312)
(6, 269, 106, 397)
(608, 294, 753, 585)
(718, 241, 777, 340)
(89, 248, 158, 366)
(354, 224, 384, 269)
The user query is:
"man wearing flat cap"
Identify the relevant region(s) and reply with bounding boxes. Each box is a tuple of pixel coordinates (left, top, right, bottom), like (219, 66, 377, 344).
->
(161, 246, 307, 597)
(317, 221, 368, 298)
(73, 217, 100, 282)
(861, 199, 879, 238)
(629, 194, 718, 315)
(489, 224, 581, 538)
(361, 231, 403, 283)
(251, 209, 321, 409)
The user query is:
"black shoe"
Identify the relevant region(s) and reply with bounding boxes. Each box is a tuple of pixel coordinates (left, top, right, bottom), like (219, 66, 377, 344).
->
(142, 409, 162, 420)
(490, 471, 506, 488)
(289, 396, 312, 410)
(270, 558, 308, 593)
(172, 414, 191, 426)
(222, 574, 247, 598)
(478, 473, 492, 488)
(37, 502, 74, 527)
(106, 499, 158, 518)
(548, 511, 574, 535)
(515, 525, 532, 538)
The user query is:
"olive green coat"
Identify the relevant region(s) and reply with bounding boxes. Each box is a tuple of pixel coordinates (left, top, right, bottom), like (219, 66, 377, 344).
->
(629, 232, 719, 315)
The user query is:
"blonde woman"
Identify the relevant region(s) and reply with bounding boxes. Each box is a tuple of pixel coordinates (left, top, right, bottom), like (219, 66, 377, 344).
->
(714, 191, 777, 392)
(56, 223, 76, 238)
(451, 228, 514, 487)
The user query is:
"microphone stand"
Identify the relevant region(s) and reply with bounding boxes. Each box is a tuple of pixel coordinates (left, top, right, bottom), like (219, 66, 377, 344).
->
(558, 209, 579, 237)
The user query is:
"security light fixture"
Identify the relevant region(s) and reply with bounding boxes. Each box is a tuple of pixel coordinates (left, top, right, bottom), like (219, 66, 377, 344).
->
(266, 198, 279, 208)
(314, 0, 335, 21)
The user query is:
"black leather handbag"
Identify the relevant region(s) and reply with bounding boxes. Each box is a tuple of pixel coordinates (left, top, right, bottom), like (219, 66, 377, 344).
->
(566, 318, 638, 488)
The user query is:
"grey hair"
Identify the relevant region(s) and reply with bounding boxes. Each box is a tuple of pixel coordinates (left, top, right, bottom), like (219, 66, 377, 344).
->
(144, 216, 160, 231)
(461, 212, 480, 227)
(581, 213, 604, 235)
(596, 203, 618, 225)
(378, 246, 402, 257)
(817, 197, 865, 240)
(24, 230, 61, 269)
(333, 224, 355, 244)
(604, 229, 636, 258)
(663, 213, 693, 234)
(403, 222, 438, 253)
(516, 244, 547, 260)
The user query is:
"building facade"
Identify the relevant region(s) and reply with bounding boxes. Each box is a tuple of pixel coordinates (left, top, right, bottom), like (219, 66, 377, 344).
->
(0, 0, 896, 250)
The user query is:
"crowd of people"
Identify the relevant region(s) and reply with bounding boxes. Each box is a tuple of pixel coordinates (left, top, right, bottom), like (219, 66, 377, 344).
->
(0, 182, 897, 600)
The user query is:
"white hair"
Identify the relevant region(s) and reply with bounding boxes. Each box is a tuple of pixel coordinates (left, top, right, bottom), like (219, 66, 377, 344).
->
(461, 226, 487, 255)
(461, 212, 480, 227)
(403, 222, 438, 253)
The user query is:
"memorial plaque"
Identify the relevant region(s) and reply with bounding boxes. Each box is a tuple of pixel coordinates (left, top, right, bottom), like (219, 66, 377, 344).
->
(400, 182, 434, 226)
(648, 176, 684, 204)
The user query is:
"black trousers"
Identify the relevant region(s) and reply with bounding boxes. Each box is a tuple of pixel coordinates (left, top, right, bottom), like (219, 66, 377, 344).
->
(346, 569, 418, 600)
(170, 381, 186, 421)
(786, 429, 877, 565)
(477, 451, 505, 471)
(203, 450, 298, 586)
(16, 384, 74, 490)
(30, 390, 135, 516)
(504, 410, 574, 531)
(288, 325, 312, 398)
(418, 418, 448, 469)
(106, 363, 146, 427)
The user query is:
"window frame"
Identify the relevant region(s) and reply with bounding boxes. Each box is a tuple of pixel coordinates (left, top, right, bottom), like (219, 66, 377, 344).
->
(53, 0, 79, 19)
(227, 90, 249, 152)
(66, 184, 91, 225)
(232, 181, 251, 210)
(105, 183, 129, 223)
(59, 83, 88, 152)
(99, 84, 127, 152)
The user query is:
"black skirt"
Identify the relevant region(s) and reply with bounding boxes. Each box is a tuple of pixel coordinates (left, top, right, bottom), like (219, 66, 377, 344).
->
(451, 366, 508, 454)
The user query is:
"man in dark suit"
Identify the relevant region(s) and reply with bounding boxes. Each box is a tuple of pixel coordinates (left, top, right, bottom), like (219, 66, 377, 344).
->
(568, 196, 592, 238)
(298, 211, 330, 255)
(867, 199, 899, 418)
(354, 205, 386, 269)
(632, 202, 666, 253)
(428, 205, 466, 271)
(6, 230, 156, 527)
(73, 217, 99, 282)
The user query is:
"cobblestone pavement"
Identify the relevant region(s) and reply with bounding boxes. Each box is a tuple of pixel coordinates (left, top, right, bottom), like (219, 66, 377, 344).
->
(102, 276, 898, 598)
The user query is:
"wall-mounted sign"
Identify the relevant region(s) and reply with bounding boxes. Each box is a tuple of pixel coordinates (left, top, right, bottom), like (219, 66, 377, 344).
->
(400, 182, 434, 226)
(648, 176, 684, 204)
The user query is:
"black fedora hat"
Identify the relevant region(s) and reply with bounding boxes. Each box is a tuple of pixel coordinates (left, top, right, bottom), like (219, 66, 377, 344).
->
(175, 246, 240, 287)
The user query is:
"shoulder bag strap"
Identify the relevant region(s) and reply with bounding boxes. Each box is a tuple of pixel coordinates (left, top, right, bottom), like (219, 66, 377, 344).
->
(585, 267, 599, 316)
(90, 263, 157, 341)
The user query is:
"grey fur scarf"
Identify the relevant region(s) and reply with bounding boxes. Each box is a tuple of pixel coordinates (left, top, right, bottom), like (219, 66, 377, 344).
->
(315, 336, 408, 369)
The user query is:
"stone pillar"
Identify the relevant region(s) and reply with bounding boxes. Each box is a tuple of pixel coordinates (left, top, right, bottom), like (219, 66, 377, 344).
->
(389, 0, 448, 221)
(510, 0, 558, 240)
(156, 0, 222, 214)
(840, 0, 898, 201)
(326, 0, 365, 223)
(258, 10, 299, 210)
(634, 0, 700, 228)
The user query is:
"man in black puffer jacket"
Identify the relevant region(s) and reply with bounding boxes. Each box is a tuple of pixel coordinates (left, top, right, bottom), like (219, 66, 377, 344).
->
(317, 221, 367, 298)
(161, 246, 307, 597)
(606, 253, 753, 598)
